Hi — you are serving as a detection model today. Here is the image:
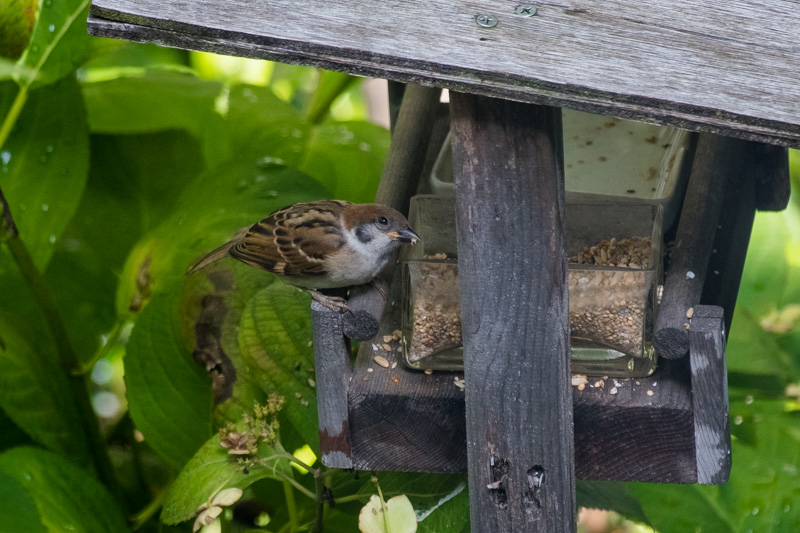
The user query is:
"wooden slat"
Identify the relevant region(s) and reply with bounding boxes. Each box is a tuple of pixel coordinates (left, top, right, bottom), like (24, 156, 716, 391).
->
(688, 306, 731, 485)
(311, 302, 353, 469)
(451, 95, 575, 532)
(88, 0, 800, 146)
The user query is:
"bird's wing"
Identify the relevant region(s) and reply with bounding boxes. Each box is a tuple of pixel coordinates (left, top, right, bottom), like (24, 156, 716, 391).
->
(230, 200, 349, 278)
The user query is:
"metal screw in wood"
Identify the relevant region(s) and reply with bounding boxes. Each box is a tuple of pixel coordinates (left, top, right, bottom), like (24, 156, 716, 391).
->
(515, 4, 538, 17)
(475, 14, 498, 28)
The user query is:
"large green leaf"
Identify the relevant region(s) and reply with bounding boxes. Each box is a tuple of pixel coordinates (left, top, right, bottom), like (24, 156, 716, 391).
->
(301, 121, 389, 203)
(205, 84, 388, 202)
(161, 432, 293, 525)
(0, 75, 89, 270)
(576, 480, 648, 523)
(125, 288, 213, 470)
(0, 447, 128, 533)
(239, 282, 319, 450)
(82, 70, 222, 136)
(0, 314, 88, 465)
(0, 468, 46, 533)
(16, 0, 90, 88)
(416, 484, 469, 533)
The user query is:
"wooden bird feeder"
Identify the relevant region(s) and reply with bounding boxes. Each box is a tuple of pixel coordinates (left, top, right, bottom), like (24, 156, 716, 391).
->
(88, 1, 795, 530)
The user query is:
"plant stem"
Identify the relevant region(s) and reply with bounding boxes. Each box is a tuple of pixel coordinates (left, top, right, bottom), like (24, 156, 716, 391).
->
(283, 480, 299, 533)
(1, 198, 120, 498)
(131, 488, 168, 531)
(310, 469, 325, 533)
(0, 84, 29, 151)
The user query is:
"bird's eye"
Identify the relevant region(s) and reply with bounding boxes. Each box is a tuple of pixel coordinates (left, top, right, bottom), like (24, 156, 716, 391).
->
(377, 216, 389, 226)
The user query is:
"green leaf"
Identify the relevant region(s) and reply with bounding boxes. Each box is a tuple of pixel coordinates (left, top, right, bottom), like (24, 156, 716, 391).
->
(161, 433, 293, 525)
(0, 314, 88, 465)
(206, 84, 389, 202)
(576, 480, 648, 524)
(0, 468, 46, 533)
(16, 0, 90, 88)
(727, 307, 797, 380)
(239, 282, 319, 450)
(301, 121, 389, 203)
(416, 486, 469, 533)
(359, 494, 418, 533)
(82, 70, 222, 136)
(0, 447, 129, 533)
(0, 75, 89, 270)
(0, 58, 33, 81)
(125, 289, 213, 470)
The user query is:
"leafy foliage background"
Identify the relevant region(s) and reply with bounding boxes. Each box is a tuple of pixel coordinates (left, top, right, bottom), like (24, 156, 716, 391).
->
(1, 1, 799, 532)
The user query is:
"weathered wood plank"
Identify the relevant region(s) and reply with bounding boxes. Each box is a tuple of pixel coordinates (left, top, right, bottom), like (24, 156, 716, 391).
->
(688, 306, 731, 485)
(311, 302, 353, 469)
(451, 94, 575, 532)
(88, 0, 800, 146)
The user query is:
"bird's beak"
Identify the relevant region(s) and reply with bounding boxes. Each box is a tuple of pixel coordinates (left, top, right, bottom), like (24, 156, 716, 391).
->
(387, 228, 421, 244)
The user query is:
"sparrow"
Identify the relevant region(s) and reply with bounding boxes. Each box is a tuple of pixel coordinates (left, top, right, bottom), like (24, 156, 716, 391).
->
(187, 200, 420, 311)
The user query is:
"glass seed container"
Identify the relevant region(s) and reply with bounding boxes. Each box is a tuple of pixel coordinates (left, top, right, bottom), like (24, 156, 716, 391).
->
(401, 196, 663, 378)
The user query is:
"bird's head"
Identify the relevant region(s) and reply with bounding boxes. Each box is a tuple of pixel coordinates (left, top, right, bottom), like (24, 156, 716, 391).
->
(342, 203, 421, 254)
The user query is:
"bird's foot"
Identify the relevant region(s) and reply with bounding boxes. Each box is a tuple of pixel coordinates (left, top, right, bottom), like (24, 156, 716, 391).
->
(309, 290, 350, 313)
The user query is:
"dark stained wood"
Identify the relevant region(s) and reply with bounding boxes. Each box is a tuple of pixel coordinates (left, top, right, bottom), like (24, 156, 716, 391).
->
(688, 306, 731, 485)
(654, 135, 750, 359)
(450, 94, 575, 532)
(88, 0, 800, 147)
(753, 144, 791, 211)
(699, 144, 759, 333)
(340, 281, 386, 342)
(573, 358, 696, 483)
(311, 302, 353, 469)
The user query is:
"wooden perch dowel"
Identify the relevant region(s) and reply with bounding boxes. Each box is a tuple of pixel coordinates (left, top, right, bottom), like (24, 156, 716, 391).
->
(653, 134, 748, 359)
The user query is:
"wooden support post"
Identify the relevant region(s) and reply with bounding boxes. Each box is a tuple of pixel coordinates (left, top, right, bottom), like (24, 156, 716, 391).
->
(688, 305, 731, 484)
(311, 301, 353, 468)
(450, 93, 575, 532)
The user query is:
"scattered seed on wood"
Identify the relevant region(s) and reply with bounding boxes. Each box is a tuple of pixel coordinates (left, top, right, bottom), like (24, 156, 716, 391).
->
(367, 368, 374, 373)
(391, 362, 397, 369)
(684, 323, 690, 330)
(391, 376, 399, 383)
(572, 374, 589, 387)
(610, 387, 618, 395)
(424, 369, 433, 375)
(373, 355, 389, 368)
(383, 335, 394, 343)
(594, 379, 605, 388)
(686, 307, 694, 319)
(382, 343, 392, 351)
(577, 383, 586, 391)
(392, 329, 402, 339)
(647, 390, 654, 396)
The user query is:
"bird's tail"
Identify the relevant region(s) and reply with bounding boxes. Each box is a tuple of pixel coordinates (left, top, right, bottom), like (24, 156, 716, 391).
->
(186, 240, 236, 275)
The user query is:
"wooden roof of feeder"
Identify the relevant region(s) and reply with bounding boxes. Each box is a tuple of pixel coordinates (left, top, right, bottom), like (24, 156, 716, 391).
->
(90, 0, 800, 146)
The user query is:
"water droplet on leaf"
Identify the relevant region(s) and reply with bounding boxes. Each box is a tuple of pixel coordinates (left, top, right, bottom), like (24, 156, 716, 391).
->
(48, 24, 55, 32)
(49, 235, 56, 243)
(41, 204, 49, 211)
